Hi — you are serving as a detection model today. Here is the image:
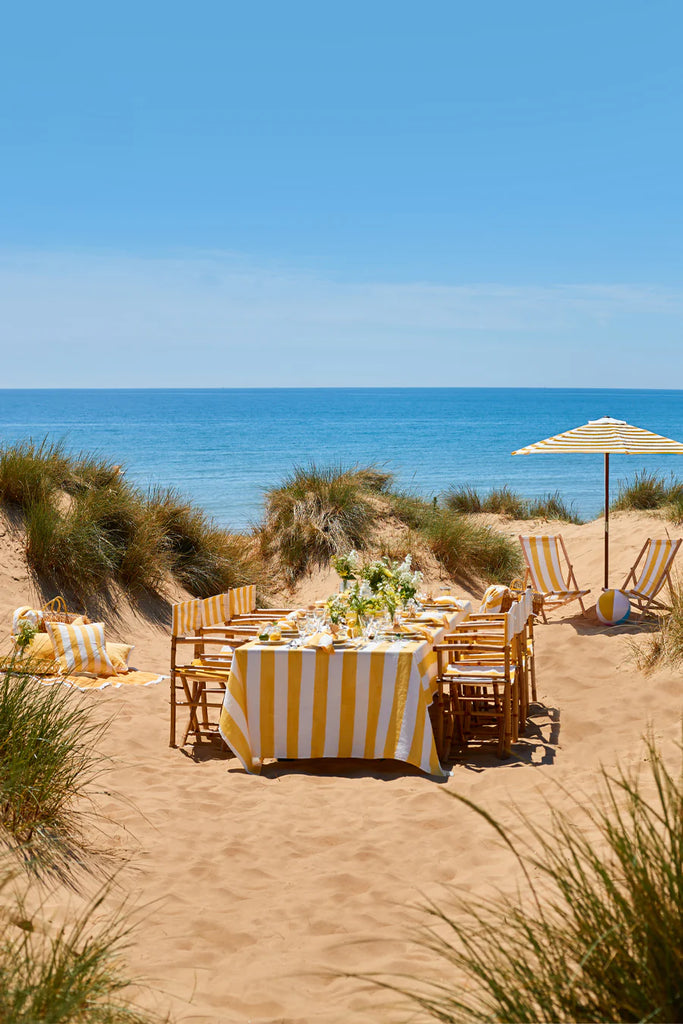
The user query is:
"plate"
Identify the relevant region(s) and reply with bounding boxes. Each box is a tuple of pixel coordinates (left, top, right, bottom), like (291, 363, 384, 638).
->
(258, 639, 287, 646)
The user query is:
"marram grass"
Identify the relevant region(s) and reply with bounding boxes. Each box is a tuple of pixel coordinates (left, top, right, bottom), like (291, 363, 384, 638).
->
(0, 439, 262, 602)
(445, 484, 582, 523)
(0, 869, 165, 1024)
(0, 665, 106, 878)
(261, 464, 376, 581)
(365, 733, 683, 1024)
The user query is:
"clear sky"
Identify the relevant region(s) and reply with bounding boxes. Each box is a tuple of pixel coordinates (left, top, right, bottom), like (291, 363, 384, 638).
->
(2, 1, 682, 386)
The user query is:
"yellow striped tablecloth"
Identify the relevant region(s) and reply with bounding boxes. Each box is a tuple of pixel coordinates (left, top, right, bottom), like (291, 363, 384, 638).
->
(218, 607, 469, 778)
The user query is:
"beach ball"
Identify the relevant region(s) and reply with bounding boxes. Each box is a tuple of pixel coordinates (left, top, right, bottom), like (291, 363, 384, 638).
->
(596, 589, 631, 625)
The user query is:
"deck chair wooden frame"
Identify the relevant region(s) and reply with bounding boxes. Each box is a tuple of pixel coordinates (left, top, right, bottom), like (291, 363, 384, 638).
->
(620, 537, 681, 617)
(519, 535, 590, 622)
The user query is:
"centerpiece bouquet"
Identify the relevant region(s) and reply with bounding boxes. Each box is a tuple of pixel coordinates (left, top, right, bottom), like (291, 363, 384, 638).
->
(361, 555, 423, 622)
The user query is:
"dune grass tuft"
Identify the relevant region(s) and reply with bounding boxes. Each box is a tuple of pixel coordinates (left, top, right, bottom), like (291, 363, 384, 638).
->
(612, 471, 673, 511)
(445, 484, 582, 523)
(381, 732, 683, 1024)
(0, 439, 261, 602)
(389, 492, 522, 583)
(262, 465, 376, 580)
(0, 876, 162, 1024)
(629, 582, 683, 672)
(0, 666, 105, 876)
(526, 490, 583, 523)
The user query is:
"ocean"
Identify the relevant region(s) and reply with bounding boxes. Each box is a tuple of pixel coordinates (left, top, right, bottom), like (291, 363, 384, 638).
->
(1, 388, 682, 530)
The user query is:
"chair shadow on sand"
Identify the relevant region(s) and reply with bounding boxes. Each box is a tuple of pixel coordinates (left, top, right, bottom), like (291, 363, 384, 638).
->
(547, 604, 660, 638)
(181, 700, 561, 781)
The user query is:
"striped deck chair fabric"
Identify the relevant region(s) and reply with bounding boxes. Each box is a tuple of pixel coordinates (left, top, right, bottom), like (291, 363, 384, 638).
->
(172, 598, 202, 637)
(519, 535, 589, 621)
(228, 585, 256, 618)
(200, 593, 230, 628)
(621, 537, 681, 614)
(170, 595, 233, 748)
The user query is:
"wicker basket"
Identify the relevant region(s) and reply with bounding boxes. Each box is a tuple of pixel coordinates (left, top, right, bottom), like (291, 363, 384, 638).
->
(509, 579, 544, 616)
(40, 596, 87, 625)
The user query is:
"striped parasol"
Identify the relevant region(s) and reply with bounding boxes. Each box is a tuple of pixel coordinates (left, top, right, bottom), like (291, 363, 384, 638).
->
(513, 417, 683, 588)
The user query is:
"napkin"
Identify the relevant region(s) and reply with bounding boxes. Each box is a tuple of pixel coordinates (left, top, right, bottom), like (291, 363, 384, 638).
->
(414, 612, 451, 627)
(277, 619, 297, 630)
(432, 595, 459, 606)
(302, 631, 335, 652)
(395, 622, 433, 640)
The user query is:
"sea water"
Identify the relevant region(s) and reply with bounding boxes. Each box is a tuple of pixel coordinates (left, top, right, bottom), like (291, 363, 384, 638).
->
(0, 388, 682, 530)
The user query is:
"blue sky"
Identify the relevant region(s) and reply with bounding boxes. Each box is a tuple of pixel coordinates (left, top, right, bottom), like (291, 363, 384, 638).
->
(2, 1, 682, 385)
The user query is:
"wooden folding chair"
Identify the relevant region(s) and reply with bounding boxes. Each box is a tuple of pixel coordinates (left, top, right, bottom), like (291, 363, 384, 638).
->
(170, 596, 248, 747)
(434, 602, 524, 760)
(619, 537, 681, 616)
(519, 535, 590, 622)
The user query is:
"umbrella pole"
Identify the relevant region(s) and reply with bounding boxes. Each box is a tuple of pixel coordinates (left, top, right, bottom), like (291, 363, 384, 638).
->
(604, 453, 609, 589)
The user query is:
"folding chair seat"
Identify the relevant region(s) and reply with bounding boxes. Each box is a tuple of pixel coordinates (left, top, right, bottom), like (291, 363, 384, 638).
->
(619, 538, 681, 616)
(519, 535, 590, 621)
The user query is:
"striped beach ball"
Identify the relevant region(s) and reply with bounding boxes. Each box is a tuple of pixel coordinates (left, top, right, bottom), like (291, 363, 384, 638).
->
(596, 589, 631, 625)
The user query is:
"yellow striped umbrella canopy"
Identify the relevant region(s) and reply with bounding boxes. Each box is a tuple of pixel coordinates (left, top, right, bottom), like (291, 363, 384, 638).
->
(512, 417, 683, 588)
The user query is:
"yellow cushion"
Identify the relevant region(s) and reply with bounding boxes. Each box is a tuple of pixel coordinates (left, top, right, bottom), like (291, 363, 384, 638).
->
(106, 641, 134, 674)
(45, 621, 116, 677)
(18, 631, 58, 666)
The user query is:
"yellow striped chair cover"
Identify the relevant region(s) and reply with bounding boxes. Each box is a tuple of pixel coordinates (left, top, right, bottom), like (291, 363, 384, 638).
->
(45, 621, 116, 677)
(479, 585, 510, 613)
(621, 537, 681, 613)
(200, 593, 230, 628)
(519, 535, 589, 620)
(172, 598, 202, 637)
(228, 585, 256, 618)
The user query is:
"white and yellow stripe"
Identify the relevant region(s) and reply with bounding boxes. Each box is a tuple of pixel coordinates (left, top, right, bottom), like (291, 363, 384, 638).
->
(513, 417, 683, 455)
(219, 637, 446, 777)
(200, 592, 230, 628)
(519, 535, 581, 596)
(172, 598, 202, 637)
(228, 585, 256, 617)
(45, 620, 116, 677)
(627, 538, 679, 598)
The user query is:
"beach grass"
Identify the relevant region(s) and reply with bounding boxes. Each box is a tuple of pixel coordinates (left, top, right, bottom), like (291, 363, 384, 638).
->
(629, 582, 683, 671)
(611, 470, 683, 513)
(262, 465, 375, 580)
(385, 732, 683, 1023)
(0, 665, 106, 877)
(0, 868, 165, 1023)
(0, 439, 261, 602)
(445, 484, 582, 523)
(388, 492, 523, 582)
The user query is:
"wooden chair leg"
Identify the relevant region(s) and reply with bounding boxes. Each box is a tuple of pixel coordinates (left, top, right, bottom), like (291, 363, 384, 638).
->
(169, 675, 177, 748)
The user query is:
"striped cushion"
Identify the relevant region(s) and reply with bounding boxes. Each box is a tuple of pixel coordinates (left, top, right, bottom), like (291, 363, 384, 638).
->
(45, 621, 116, 677)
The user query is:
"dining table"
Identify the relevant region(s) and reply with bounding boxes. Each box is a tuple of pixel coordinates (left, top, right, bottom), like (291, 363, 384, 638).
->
(218, 601, 472, 777)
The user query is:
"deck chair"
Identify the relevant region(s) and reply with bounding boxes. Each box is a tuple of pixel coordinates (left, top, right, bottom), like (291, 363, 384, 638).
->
(170, 595, 245, 747)
(519, 535, 590, 622)
(619, 538, 681, 616)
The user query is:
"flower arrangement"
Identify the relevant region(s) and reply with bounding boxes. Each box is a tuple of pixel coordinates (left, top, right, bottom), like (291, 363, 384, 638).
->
(329, 554, 423, 626)
(331, 550, 360, 581)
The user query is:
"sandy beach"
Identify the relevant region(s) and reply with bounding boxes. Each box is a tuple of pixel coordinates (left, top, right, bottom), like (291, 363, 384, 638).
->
(1, 509, 681, 1023)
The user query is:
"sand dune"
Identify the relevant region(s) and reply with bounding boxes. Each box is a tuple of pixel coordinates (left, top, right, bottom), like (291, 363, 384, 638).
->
(1, 511, 681, 1023)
